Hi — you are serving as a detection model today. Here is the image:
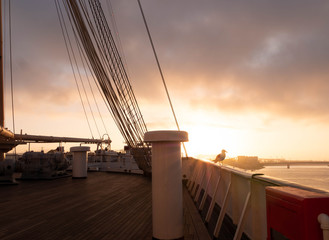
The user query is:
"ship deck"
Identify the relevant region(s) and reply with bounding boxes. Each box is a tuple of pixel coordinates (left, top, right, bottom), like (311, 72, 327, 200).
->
(0, 172, 210, 240)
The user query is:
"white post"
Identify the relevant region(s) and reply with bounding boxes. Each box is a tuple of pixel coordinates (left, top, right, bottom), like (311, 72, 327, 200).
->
(318, 213, 329, 240)
(70, 146, 90, 178)
(144, 130, 188, 240)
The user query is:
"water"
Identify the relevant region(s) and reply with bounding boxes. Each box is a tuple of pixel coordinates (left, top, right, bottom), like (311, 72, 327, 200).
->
(254, 166, 329, 192)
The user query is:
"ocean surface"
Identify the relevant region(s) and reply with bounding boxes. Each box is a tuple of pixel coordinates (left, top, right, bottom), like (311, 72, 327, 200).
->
(253, 166, 329, 192)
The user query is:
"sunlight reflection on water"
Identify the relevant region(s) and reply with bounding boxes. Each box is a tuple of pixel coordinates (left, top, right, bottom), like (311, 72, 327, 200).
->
(254, 166, 329, 192)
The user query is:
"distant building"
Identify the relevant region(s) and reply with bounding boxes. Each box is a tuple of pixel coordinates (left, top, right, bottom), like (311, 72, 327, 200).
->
(237, 156, 258, 163)
(225, 156, 263, 170)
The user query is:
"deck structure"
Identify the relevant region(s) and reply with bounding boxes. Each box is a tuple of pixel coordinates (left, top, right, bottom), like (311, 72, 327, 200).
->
(0, 172, 210, 240)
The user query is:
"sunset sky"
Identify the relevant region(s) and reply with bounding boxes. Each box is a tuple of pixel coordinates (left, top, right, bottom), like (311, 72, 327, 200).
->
(3, 0, 329, 160)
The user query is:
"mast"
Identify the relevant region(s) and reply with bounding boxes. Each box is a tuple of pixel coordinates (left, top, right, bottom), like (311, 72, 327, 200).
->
(0, 0, 3, 128)
(0, 2, 109, 163)
(0, 0, 5, 162)
(0, 1, 17, 162)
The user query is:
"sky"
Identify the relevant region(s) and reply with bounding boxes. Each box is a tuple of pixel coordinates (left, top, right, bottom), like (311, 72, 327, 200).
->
(3, 0, 329, 160)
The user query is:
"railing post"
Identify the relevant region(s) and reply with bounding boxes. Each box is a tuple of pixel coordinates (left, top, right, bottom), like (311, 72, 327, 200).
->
(191, 162, 203, 197)
(188, 161, 199, 192)
(199, 165, 214, 211)
(205, 175, 221, 223)
(194, 164, 207, 203)
(233, 192, 251, 240)
(318, 213, 329, 240)
(213, 181, 232, 238)
(251, 176, 273, 240)
(144, 130, 188, 240)
(186, 161, 196, 188)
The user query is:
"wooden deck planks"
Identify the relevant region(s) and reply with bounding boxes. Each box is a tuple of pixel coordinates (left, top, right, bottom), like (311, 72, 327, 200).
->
(183, 188, 212, 240)
(0, 172, 152, 240)
(0, 172, 211, 240)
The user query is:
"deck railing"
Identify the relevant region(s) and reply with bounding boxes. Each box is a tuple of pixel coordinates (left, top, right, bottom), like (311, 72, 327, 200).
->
(182, 157, 329, 240)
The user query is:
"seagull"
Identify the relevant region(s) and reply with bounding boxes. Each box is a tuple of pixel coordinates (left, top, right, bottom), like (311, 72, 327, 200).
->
(214, 149, 227, 163)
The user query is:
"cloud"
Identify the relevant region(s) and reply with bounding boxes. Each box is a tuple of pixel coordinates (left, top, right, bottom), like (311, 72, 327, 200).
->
(108, 0, 329, 123)
(4, 0, 329, 157)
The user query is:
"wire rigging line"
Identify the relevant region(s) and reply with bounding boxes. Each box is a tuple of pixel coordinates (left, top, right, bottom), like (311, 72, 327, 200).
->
(137, 0, 188, 157)
(55, 0, 94, 138)
(76, 41, 102, 139)
(58, 0, 148, 149)
(74, 34, 113, 137)
(6, 0, 17, 159)
(81, 1, 136, 145)
(106, 0, 130, 81)
(3, 0, 7, 126)
(68, 12, 102, 139)
(63, 1, 110, 137)
(80, 48, 110, 137)
(9, 0, 15, 135)
(91, 0, 145, 141)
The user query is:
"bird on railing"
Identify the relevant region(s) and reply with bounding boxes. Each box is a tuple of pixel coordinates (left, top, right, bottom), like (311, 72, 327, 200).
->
(214, 149, 227, 164)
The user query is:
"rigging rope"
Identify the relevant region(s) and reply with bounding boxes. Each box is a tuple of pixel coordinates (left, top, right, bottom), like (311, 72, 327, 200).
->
(7, 0, 17, 159)
(105, 0, 131, 82)
(82, 55, 110, 137)
(70, 21, 102, 139)
(59, 1, 110, 138)
(55, 0, 95, 138)
(9, 0, 15, 135)
(137, 0, 188, 157)
(74, 37, 113, 137)
(58, 0, 148, 148)
(89, 0, 147, 145)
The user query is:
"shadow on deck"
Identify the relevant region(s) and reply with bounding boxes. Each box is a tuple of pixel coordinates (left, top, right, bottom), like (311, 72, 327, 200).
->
(0, 172, 210, 240)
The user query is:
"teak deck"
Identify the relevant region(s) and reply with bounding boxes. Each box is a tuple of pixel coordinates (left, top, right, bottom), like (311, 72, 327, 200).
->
(0, 172, 210, 240)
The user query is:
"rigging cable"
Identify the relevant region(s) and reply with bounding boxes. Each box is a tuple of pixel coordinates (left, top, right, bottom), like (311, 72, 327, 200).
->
(9, 0, 15, 135)
(81, 51, 110, 137)
(137, 0, 188, 157)
(104, 0, 144, 135)
(61, 0, 148, 148)
(66, 0, 130, 144)
(61, 0, 103, 139)
(83, 0, 136, 146)
(106, 0, 130, 81)
(56, 0, 152, 172)
(55, 0, 94, 138)
(64, 1, 112, 138)
(8, 0, 17, 159)
(68, 11, 102, 139)
(72, 28, 113, 138)
(3, 0, 7, 127)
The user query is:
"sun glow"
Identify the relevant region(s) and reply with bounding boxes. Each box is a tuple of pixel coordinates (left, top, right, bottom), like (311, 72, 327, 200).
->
(184, 124, 241, 160)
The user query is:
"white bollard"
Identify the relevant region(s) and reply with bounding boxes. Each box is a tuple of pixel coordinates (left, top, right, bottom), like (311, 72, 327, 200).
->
(144, 130, 188, 240)
(70, 146, 90, 178)
(318, 213, 329, 240)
